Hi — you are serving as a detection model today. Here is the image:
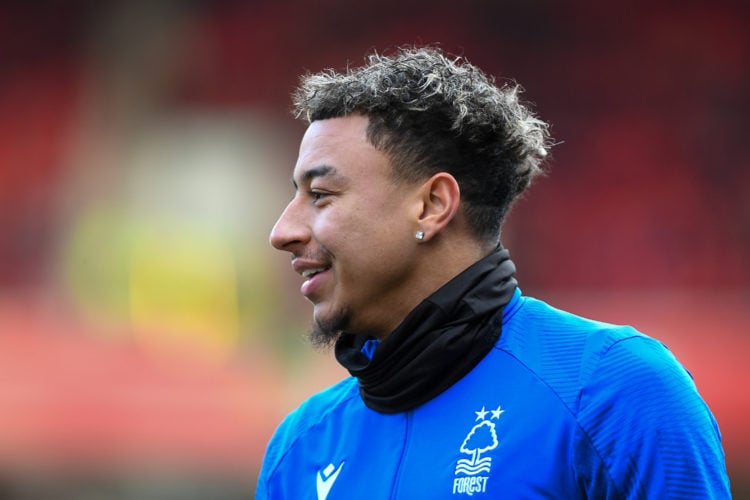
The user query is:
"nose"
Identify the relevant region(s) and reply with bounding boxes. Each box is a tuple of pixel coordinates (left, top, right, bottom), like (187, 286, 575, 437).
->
(269, 197, 308, 251)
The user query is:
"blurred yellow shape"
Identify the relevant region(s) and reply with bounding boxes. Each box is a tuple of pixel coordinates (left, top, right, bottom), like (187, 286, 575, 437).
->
(128, 222, 239, 362)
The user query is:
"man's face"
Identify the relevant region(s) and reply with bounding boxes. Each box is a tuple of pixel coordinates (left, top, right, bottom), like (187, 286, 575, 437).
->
(270, 115, 425, 344)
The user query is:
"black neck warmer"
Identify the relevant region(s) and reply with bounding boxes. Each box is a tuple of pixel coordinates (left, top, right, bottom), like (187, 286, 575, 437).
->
(334, 247, 517, 414)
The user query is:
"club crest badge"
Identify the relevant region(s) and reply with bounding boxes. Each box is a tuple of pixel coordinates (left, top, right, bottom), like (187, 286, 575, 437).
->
(452, 405, 504, 496)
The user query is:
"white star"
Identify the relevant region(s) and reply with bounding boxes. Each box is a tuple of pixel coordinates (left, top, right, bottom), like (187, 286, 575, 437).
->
(491, 405, 505, 420)
(475, 406, 489, 421)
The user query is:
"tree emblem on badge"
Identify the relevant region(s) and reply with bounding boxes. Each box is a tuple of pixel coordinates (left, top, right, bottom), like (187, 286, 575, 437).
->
(454, 406, 503, 476)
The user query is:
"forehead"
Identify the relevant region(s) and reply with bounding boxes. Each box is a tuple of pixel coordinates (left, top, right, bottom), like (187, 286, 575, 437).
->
(293, 115, 392, 183)
(300, 114, 370, 152)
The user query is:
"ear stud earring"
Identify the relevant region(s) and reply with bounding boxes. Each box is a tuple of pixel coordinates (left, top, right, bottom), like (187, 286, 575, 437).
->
(415, 230, 425, 241)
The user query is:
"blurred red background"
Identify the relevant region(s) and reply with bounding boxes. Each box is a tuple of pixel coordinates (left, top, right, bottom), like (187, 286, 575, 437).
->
(0, 1, 747, 498)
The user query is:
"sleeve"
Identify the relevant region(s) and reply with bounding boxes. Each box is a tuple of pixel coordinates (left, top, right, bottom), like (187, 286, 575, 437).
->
(255, 473, 269, 500)
(255, 432, 278, 500)
(255, 412, 296, 500)
(573, 333, 731, 499)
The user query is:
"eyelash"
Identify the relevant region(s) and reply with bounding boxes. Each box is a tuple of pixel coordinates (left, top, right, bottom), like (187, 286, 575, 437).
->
(310, 190, 328, 203)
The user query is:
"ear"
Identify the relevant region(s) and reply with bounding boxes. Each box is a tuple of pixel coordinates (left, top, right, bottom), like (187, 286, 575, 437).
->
(415, 172, 461, 241)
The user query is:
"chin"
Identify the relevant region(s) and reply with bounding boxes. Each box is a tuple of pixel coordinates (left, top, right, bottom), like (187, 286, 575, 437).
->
(309, 305, 351, 348)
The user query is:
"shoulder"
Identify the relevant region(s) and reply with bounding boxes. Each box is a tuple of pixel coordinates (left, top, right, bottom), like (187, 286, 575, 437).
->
(502, 294, 729, 497)
(498, 292, 648, 411)
(501, 292, 710, 415)
(504, 292, 640, 343)
(258, 377, 359, 480)
(576, 332, 730, 496)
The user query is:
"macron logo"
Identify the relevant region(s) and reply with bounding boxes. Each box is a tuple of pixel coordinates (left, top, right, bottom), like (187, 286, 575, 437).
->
(316, 461, 345, 500)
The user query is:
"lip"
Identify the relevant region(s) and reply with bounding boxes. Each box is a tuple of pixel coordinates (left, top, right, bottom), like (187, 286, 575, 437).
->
(292, 258, 331, 299)
(300, 268, 330, 298)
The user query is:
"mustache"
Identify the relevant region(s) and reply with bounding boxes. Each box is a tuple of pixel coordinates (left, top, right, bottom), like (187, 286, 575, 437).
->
(292, 245, 333, 262)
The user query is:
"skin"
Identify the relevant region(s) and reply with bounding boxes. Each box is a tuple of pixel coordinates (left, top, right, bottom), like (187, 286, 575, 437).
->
(270, 114, 491, 342)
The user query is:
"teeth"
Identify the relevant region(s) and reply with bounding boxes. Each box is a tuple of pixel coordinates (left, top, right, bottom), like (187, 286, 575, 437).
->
(302, 268, 326, 278)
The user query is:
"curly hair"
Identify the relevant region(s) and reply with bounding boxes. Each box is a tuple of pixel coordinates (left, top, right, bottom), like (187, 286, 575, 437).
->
(292, 46, 552, 243)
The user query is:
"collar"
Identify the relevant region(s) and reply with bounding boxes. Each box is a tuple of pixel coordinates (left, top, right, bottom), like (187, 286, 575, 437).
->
(334, 247, 517, 413)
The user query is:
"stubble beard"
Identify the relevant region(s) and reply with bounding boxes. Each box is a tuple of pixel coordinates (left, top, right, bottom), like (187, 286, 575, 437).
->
(308, 307, 351, 350)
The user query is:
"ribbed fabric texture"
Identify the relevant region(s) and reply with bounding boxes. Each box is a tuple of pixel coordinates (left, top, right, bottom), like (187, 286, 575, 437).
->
(497, 297, 730, 499)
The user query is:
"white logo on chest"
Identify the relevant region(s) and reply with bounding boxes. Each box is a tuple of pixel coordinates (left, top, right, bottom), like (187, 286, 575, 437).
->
(317, 461, 345, 500)
(452, 405, 504, 496)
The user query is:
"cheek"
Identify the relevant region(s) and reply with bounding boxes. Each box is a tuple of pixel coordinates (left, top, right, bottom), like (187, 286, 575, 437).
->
(312, 210, 366, 253)
(313, 194, 413, 259)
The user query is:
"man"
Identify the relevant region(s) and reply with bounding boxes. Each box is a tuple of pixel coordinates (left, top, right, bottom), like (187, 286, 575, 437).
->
(257, 47, 730, 499)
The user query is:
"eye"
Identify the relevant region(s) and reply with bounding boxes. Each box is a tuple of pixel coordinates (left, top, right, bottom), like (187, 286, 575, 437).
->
(310, 190, 329, 204)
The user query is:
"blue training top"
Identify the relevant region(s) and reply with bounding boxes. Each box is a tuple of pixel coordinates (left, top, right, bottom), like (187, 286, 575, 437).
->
(257, 289, 731, 499)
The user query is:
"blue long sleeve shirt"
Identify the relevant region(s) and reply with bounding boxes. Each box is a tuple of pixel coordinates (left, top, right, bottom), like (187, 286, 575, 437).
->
(257, 290, 730, 499)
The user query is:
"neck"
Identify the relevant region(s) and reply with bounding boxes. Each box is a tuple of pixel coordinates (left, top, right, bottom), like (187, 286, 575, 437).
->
(375, 236, 494, 341)
(335, 246, 517, 413)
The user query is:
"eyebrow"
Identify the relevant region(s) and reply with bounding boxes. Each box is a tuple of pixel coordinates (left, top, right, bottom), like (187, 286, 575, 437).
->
(292, 165, 340, 189)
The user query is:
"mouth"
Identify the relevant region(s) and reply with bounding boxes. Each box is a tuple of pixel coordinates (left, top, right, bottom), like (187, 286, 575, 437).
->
(292, 255, 332, 299)
(297, 264, 332, 299)
(301, 267, 329, 279)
